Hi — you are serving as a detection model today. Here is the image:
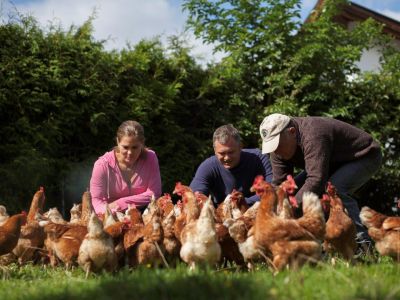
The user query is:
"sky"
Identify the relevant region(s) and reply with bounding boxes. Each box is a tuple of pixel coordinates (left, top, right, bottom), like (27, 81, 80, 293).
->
(1, 0, 400, 63)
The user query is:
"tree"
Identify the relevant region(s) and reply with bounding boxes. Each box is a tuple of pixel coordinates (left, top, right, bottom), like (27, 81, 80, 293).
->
(0, 2, 398, 215)
(183, 0, 400, 212)
(0, 14, 118, 210)
(0, 13, 236, 210)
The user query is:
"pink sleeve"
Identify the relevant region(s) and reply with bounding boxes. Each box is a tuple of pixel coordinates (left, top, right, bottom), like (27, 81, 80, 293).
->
(89, 159, 109, 214)
(115, 151, 162, 211)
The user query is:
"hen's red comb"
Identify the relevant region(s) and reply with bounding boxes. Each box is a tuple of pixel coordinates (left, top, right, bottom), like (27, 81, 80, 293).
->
(253, 175, 264, 185)
(173, 182, 183, 194)
(286, 175, 295, 184)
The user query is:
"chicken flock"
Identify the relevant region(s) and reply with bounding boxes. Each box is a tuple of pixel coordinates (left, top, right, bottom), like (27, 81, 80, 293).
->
(0, 178, 399, 276)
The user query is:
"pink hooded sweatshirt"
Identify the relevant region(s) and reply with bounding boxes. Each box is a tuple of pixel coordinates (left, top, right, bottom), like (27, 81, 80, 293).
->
(89, 149, 162, 214)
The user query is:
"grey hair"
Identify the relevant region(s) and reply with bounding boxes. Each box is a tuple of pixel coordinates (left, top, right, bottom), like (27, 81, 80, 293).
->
(213, 124, 241, 147)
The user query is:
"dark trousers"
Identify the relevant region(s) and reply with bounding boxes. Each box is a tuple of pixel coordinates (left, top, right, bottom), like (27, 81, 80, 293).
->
(295, 149, 382, 239)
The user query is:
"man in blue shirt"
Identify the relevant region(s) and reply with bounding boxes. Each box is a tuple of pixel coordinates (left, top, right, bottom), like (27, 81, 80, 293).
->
(190, 124, 273, 206)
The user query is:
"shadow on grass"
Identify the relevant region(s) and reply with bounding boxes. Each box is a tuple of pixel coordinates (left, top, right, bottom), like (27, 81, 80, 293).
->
(35, 270, 270, 300)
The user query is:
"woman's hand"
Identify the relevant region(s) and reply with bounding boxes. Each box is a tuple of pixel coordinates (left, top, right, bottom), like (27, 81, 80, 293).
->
(108, 201, 120, 211)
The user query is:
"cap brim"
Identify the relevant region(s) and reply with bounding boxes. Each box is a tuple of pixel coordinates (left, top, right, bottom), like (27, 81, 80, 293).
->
(261, 134, 280, 154)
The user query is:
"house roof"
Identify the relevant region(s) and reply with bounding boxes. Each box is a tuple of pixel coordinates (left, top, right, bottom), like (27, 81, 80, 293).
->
(306, 0, 400, 40)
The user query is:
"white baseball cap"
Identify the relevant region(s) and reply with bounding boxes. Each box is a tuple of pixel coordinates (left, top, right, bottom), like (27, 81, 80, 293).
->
(259, 113, 290, 154)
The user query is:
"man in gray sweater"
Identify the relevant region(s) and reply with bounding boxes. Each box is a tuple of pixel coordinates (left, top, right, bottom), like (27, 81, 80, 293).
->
(259, 113, 382, 253)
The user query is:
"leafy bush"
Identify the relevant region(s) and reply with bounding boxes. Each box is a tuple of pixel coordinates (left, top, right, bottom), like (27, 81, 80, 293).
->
(0, 1, 399, 215)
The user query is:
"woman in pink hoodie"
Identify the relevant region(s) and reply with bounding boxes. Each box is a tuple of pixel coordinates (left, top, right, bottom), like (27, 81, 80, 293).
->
(90, 120, 162, 214)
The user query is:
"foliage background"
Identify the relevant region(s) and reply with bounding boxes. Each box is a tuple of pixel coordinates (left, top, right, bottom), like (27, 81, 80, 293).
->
(0, 0, 399, 216)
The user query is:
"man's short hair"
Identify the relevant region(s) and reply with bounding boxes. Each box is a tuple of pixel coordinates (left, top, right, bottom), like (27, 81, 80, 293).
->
(213, 124, 241, 146)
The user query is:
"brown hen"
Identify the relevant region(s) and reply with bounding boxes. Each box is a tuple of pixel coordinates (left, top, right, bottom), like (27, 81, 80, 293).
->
(360, 206, 400, 261)
(0, 212, 27, 256)
(323, 182, 357, 260)
(251, 176, 321, 271)
(13, 187, 46, 264)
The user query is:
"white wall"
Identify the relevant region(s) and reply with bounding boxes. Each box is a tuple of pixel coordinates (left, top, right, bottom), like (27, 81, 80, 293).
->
(348, 21, 400, 72)
(357, 46, 383, 72)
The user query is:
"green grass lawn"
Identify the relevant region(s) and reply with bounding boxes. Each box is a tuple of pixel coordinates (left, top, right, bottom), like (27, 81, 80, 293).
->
(0, 258, 399, 300)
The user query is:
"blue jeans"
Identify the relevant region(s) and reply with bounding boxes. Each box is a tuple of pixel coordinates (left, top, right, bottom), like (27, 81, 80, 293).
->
(295, 150, 382, 239)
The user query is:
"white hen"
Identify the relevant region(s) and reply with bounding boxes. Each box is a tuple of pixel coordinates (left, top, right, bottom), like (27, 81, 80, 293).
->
(180, 197, 221, 270)
(78, 212, 117, 278)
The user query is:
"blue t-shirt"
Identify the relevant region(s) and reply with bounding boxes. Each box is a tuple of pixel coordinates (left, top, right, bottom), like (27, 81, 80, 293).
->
(189, 148, 273, 206)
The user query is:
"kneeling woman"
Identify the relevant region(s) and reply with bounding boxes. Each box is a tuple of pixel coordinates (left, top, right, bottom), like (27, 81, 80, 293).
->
(90, 120, 161, 214)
